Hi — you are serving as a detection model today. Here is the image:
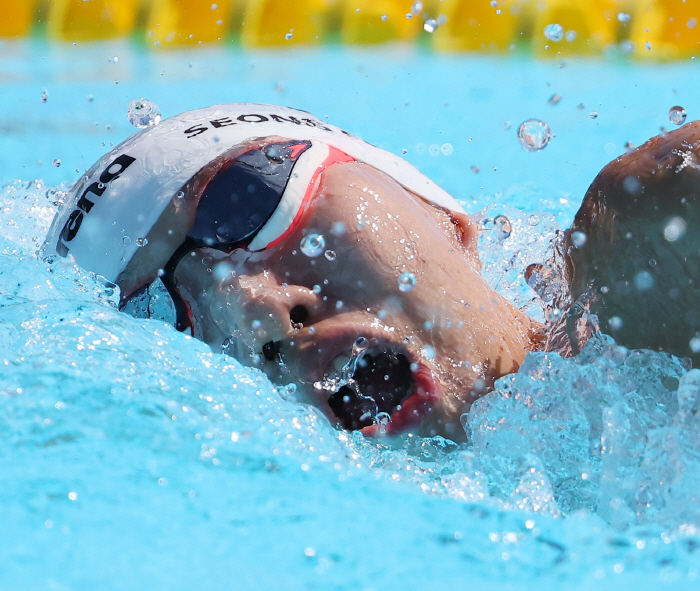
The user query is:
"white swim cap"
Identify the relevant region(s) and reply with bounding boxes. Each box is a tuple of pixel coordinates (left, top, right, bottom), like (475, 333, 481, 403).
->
(43, 103, 465, 283)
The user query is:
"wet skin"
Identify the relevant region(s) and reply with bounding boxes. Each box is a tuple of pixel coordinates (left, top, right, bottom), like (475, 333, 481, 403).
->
(119, 138, 542, 439)
(565, 121, 700, 366)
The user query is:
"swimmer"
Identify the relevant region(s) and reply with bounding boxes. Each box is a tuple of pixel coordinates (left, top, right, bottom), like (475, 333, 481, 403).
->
(43, 103, 541, 440)
(42, 103, 698, 439)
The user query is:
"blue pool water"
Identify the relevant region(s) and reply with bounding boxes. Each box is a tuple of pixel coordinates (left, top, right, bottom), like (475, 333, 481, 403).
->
(3, 41, 700, 590)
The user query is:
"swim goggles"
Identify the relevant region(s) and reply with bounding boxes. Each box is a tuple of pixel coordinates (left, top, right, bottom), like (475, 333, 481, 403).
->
(42, 103, 467, 333)
(127, 138, 354, 334)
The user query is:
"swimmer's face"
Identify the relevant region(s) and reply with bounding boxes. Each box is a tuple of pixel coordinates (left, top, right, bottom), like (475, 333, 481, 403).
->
(122, 158, 539, 439)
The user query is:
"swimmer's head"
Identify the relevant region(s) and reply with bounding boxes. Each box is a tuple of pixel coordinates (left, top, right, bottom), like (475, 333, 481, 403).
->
(44, 103, 540, 439)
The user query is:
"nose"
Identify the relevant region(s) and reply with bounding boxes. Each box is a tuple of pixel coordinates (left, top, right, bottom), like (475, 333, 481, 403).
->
(210, 269, 322, 352)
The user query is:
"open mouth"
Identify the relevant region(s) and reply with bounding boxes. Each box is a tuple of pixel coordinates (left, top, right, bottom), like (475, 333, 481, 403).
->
(309, 334, 438, 435)
(326, 346, 414, 431)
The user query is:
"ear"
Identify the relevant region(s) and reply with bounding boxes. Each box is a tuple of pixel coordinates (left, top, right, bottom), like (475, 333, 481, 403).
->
(449, 210, 480, 258)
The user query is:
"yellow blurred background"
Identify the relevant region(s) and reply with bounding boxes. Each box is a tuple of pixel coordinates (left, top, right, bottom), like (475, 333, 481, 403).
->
(1, 0, 699, 58)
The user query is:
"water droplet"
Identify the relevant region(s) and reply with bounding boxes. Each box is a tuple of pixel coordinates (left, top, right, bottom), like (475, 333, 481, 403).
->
(617, 12, 631, 22)
(423, 18, 438, 33)
(375, 412, 391, 426)
(381, 14, 387, 21)
(664, 216, 687, 242)
(122, 236, 132, 246)
(331, 221, 346, 236)
(411, 1, 423, 14)
(136, 238, 149, 247)
(354, 337, 369, 353)
(690, 337, 700, 353)
(127, 98, 162, 128)
(571, 231, 587, 248)
(300, 233, 326, 257)
(490, 215, 510, 239)
(565, 30, 577, 42)
(398, 272, 417, 292)
(689, 17, 698, 29)
(52, 159, 61, 168)
(406, 13, 413, 19)
(543, 23, 564, 42)
(645, 41, 652, 50)
(634, 271, 654, 291)
(335, 300, 344, 310)
(285, 32, 293, 40)
(669, 105, 687, 126)
(324, 249, 336, 261)
(40, 89, 49, 103)
(211, 3, 218, 8)
(548, 94, 562, 106)
(517, 119, 551, 152)
(609, 316, 623, 331)
(421, 344, 436, 359)
(590, 111, 598, 119)
(312, 284, 322, 295)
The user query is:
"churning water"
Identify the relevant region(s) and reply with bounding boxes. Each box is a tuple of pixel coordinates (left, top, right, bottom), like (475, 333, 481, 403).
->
(4, 42, 700, 590)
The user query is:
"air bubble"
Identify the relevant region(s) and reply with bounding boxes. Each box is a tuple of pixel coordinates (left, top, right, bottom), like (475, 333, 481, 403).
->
(176, 191, 185, 199)
(136, 238, 149, 247)
(517, 119, 551, 152)
(411, 1, 423, 14)
(40, 89, 49, 103)
(571, 231, 587, 248)
(285, 33, 293, 40)
(300, 233, 326, 257)
(669, 105, 687, 126)
(565, 30, 576, 42)
(617, 12, 631, 22)
(398, 272, 417, 292)
(690, 337, 700, 353)
(123, 236, 132, 246)
(127, 98, 162, 128)
(52, 159, 61, 168)
(324, 250, 336, 261)
(590, 111, 598, 119)
(494, 215, 511, 239)
(441, 143, 453, 155)
(543, 23, 564, 42)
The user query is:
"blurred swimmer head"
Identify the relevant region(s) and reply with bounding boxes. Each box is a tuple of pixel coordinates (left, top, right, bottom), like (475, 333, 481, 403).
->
(44, 104, 542, 439)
